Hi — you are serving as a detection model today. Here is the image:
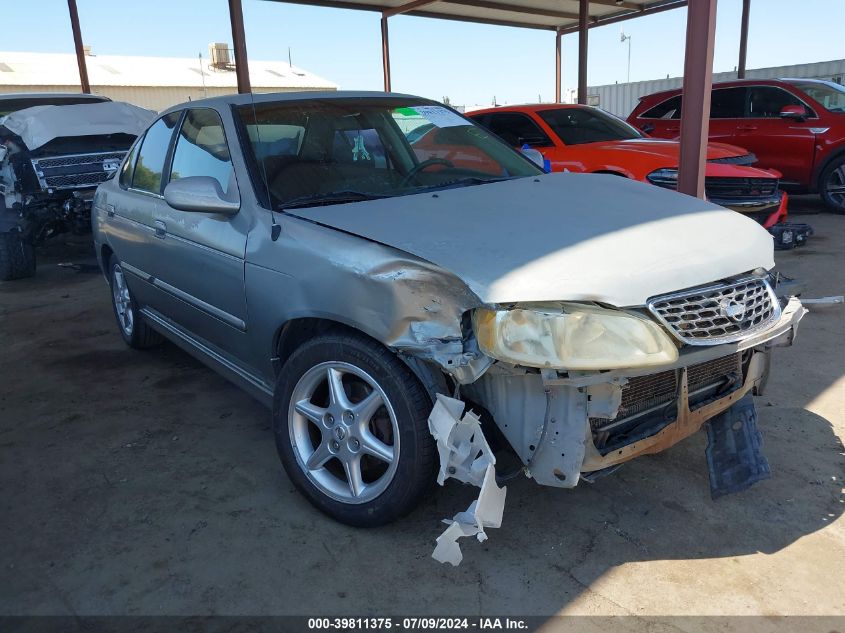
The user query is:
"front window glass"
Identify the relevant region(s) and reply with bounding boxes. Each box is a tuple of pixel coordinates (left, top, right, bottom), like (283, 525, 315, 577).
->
(537, 107, 641, 145)
(236, 98, 540, 209)
(132, 112, 180, 194)
(170, 109, 235, 196)
(786, 80, 845, 113)
(747, 87, 804, 118)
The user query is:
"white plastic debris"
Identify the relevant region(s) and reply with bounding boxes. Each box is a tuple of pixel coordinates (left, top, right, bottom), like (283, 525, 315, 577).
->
(428, 394, 495, 487)
(428, 395, 507, 566)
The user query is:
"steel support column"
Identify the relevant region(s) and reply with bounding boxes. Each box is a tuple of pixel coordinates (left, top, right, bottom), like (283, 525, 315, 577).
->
(228, 0, 252, 94)
(738, 0, 750, 79)
(577, 0, 588, 105)
(677, 0, 718, 198)
(66, 0, 90, 94)
(381, 15, 392, 92)
(555, 29, 562, 103)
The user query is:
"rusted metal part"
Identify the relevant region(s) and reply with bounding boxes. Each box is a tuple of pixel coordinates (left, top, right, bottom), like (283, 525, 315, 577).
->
(381, 15, 391, 92)
(738, 0, 751, 79)
(66, 0, 90, 94)
(555, 29, 562, 103)
(228, 0, 252, 94)
(677, 0, 717, 198)
(577, 0, 589, 105)
(581, 350, 768, 471)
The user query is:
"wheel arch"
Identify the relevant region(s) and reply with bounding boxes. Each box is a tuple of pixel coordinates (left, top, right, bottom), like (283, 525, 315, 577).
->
(815, 145, 845, 191)
(272, 317, 448, 403)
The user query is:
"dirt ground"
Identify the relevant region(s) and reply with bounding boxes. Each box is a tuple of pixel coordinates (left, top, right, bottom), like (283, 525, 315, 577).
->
(1, 198, 843, 619)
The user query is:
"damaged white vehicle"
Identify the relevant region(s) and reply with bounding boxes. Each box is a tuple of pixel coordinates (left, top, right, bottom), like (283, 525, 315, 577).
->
(0, 96, 153, 279)
(91, 93, 805, 561)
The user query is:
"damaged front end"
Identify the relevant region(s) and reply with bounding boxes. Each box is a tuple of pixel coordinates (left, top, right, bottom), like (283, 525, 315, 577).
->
(420, 273, 805, 564)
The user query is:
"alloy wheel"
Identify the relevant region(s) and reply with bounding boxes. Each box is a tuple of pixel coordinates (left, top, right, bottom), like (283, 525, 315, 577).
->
(112, 265, 134, 337)
(825, 164, 845, 208)
(288, 361, 399, 504)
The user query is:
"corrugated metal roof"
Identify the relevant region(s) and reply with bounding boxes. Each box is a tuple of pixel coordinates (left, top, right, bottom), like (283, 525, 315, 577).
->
(0, 51, 338, 90)
(263, 0, 686, 31)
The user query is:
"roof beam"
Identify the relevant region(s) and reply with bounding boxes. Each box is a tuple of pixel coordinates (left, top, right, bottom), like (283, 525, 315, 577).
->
(440, 0, 581, 21)
(558, 0, 686, 34)
(585, 0, 640, 10)
(383, 0, 438, 18)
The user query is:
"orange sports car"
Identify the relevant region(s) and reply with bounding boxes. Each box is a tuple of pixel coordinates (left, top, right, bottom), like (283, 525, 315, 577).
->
(468, 103, 790, 230)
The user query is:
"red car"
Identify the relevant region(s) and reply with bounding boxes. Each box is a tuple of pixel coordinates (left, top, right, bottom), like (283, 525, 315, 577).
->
(468, 103, 789, 229)
(628, 78, 845, 213)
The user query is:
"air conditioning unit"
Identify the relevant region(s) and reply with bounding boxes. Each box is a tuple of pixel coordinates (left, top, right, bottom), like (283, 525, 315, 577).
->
(209, 43, 233, 69)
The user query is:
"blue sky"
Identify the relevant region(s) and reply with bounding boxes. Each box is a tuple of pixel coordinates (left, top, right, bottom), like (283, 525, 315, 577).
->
(3, 0, 843, 105)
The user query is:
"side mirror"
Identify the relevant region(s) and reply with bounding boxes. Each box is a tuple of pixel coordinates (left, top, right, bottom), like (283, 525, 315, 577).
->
(164, 176, 240, 216)
(520, 146, 548, 172)
(779, 105, 808, 121)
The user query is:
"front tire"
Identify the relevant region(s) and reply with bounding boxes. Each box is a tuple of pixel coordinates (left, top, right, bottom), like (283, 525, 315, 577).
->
(819, 156, 845, 214)
(108, 256, 161, 349)
(0, 232, 36, 281)
(273, 332, 436, 527)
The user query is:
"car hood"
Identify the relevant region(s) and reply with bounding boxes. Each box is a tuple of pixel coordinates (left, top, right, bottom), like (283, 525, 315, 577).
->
(586, 138, 749, 161)
(0, 102, 155, 150)
(288, 173, 775, 307)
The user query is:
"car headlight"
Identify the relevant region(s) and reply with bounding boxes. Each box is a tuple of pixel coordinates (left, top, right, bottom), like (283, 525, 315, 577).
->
(473, 304, 678, 370)
(646, 168, 678, 189)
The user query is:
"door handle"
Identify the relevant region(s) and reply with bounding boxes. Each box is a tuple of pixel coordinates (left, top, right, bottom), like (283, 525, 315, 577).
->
(154, 220, 166, 239)
(105, 204, 115, 218)
(737, 125, 758, 131)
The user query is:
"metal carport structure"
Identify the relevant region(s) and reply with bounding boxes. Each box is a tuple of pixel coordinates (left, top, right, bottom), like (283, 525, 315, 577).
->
(66, 0, 756, 198)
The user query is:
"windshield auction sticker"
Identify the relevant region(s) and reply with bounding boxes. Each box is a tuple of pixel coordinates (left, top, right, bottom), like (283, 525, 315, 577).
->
(395, 105, 470, 128)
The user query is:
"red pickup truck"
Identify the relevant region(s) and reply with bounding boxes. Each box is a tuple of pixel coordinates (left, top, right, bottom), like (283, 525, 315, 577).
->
(628, 78, 845, 213)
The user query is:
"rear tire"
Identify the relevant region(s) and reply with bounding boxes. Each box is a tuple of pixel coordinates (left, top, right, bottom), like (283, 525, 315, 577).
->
(819, 156, 845, 214)
(108, 256, 162, 349)
(273, 332, 436, 527)
(0, 232, 36, 281)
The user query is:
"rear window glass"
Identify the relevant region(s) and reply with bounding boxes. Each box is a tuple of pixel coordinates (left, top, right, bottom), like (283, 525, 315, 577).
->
(640, 95, 682, 119)
(131, 112, 180, 194)
(537, 108, 641, 145)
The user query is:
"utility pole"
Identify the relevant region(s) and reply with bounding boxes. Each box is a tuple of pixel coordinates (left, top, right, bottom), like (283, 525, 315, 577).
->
(620, 30, 632, 83)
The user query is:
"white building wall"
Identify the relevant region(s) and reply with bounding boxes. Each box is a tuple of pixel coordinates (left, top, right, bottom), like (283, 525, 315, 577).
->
(0, 84, 333, 112)
(589, 59, 845, 117)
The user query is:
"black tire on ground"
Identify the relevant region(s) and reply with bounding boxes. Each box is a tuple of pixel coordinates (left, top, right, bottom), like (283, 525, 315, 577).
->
(0, 232, 36, 281)
(273, 332, 436, 527)
(819, 155, 845, 214)
(108, 255, 162, 349)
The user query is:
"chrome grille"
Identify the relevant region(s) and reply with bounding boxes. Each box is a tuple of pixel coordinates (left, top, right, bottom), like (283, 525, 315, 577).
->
(647, 276, 780, 345)
(31, 151, 126, 191)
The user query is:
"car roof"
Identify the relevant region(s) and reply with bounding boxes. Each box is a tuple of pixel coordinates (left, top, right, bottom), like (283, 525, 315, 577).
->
(0, 92, 110, 102)
(469, 103, 591, 116)
(639, 77, 810, 102)
(159, 90, 433, 115)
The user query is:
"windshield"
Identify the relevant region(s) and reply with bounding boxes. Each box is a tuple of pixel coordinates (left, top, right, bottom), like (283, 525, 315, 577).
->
(235, 97, 541, 208)
(786, 80, 845, 113)
(537, 107, 642, 145)
(0, 96, 107, 117)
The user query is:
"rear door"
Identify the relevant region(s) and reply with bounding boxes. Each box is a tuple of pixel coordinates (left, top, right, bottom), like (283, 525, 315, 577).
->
(707, 86, 747, 147)
(108, 112, 181, 307)
(146, 107, 249, 357)
(631, 94, 682, 138)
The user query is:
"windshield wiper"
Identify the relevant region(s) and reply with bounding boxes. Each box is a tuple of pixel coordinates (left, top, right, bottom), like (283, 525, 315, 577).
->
(279, 190, 391, 210)
(416, 176, 510, 193)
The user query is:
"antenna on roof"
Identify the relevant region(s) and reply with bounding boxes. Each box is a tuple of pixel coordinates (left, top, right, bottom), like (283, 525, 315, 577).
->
(288, 47, 292, 68)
